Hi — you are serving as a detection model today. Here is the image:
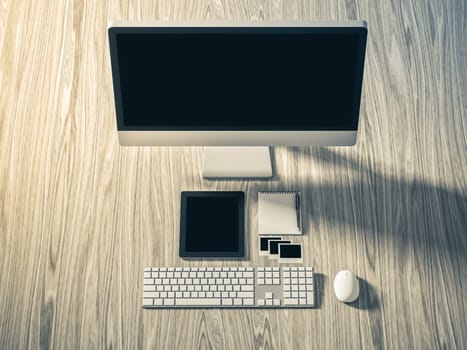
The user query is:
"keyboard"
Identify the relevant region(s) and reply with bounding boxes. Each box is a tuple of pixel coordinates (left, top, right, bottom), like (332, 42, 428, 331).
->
(143, 266, 315, 308)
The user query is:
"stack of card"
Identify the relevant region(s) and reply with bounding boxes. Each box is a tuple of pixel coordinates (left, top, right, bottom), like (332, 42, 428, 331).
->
(259, 236, 303, 263)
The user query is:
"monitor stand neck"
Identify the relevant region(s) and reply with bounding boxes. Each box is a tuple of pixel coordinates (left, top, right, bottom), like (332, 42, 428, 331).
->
(202, 147, 272, 179)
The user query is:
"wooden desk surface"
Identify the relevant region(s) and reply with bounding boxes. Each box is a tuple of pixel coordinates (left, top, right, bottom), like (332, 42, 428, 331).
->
(0, 0, 465, 349)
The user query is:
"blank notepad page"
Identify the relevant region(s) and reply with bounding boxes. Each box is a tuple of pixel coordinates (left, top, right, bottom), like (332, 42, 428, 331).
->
(258, 192, 302, 235)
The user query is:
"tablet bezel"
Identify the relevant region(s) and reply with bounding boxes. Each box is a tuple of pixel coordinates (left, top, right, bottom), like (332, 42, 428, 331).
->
(179, 191, 245, 258)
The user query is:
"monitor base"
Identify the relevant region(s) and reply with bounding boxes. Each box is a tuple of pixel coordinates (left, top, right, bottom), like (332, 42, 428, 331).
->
(203, 147, 272, 179)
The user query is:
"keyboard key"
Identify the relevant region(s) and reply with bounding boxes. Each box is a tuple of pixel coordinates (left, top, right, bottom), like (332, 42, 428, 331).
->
(222, 299, 233, 306)
(143, 291, 157, 299)
(284, 298, 299, 305)
(176, 298, 221, 306)
(237, 292, 254, 298)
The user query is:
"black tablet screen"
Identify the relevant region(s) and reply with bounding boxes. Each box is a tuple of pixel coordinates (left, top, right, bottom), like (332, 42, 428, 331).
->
(180, 192, 244, 257)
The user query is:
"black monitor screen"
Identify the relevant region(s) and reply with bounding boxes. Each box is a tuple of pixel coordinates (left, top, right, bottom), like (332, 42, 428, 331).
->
(109, 27, 367, 131)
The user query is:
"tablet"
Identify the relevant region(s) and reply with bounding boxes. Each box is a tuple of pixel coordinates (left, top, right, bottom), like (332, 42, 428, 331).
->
(179, 191, 244, 258)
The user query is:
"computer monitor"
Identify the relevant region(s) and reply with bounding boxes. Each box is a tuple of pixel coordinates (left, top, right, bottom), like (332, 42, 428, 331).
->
(108, 21, 367, 178)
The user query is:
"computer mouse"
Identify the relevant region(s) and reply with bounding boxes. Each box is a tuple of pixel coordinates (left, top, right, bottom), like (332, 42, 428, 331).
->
(333, 270, 359, 302)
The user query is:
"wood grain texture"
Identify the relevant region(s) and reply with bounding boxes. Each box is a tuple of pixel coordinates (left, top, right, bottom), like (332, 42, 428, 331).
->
(0, 0, 465, 349)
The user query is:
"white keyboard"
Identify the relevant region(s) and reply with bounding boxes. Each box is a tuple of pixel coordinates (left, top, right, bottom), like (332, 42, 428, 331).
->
(143, 266, 315, 308)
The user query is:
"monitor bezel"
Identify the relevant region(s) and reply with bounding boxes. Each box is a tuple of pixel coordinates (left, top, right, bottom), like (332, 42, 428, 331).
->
(108, 21, 367, 146)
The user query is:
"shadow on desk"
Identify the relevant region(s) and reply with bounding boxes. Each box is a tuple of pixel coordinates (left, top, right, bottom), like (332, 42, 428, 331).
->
(313, 273, 325, 309)
(348, 277, 379, 310)
(285, 147, 466, 266)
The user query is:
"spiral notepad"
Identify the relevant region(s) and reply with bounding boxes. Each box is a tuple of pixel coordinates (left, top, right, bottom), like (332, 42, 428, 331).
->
(258, 192, 302, 235)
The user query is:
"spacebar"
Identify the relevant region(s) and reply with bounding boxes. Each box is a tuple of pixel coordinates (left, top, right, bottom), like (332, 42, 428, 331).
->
(175, 298, 221, 306)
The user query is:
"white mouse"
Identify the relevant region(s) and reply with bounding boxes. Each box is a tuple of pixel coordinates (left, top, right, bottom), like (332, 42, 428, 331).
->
(333, 270, 360, 302)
